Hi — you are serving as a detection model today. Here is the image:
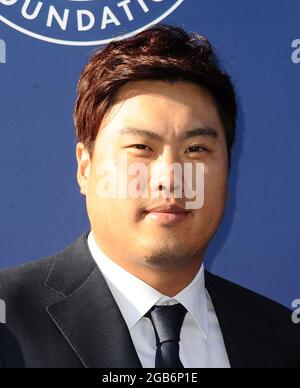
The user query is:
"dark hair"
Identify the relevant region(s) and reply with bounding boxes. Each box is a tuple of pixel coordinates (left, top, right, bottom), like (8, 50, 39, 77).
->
(74, 24, 237, 167)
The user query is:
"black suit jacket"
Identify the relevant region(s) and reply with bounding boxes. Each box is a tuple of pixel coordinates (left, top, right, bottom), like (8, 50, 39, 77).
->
(0, 232, 299, 368)
(0, 324, 25, 368)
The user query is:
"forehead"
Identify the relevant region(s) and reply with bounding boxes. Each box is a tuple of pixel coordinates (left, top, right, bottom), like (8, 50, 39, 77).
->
(99, 80, 224, 139)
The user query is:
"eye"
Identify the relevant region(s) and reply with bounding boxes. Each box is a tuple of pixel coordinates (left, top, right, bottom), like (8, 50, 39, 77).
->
(185, 145, 208, 154)
(128, 144, 153, 152)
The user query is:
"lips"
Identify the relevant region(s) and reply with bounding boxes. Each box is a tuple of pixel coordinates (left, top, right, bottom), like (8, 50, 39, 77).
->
(146, 203, 188, 214)
(144, 203, 189, 224)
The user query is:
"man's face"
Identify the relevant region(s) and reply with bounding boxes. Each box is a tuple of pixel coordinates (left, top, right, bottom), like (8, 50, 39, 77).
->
(77, 80, 229, 271)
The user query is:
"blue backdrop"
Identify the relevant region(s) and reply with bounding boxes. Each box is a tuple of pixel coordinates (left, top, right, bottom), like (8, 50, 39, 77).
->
(0, 0, 299, 309)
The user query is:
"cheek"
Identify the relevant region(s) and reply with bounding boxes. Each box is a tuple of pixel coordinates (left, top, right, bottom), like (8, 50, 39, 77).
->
(192, 157, 228, 220)
(204, 148, 228, 194)
(87, 183, 140, 228)
(189, 166, 227, 242)
(204, 165, 228, 210)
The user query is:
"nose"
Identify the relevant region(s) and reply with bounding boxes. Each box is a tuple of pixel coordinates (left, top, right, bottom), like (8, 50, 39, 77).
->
(149, 149, 182, 198)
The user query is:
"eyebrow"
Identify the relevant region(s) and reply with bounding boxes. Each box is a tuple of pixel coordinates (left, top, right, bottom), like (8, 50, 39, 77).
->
(119, 126, 219, 141)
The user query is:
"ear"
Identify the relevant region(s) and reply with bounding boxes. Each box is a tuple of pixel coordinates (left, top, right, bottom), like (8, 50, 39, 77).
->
(76, 143, 91, 196)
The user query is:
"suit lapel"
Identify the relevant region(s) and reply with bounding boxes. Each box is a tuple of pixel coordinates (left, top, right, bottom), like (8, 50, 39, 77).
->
(45, 233, 142, 368)
(205, 271, 274, 368)
(45, 233, 274, 368)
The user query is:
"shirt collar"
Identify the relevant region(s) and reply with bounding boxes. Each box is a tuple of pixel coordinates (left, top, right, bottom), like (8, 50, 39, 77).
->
(87, 231, 208, 338)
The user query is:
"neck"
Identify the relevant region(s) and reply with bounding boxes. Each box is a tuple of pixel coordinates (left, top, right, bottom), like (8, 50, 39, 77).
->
(108, 253, 203, 297)
(129, 261, 203, 297)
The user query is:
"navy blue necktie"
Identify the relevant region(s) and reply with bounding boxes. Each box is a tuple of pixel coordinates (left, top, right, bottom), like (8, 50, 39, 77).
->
(145, 303, 187, 368)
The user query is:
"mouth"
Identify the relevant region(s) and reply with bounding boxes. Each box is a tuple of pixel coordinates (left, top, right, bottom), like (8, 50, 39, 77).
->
(143, 203, 190, 224)
(144, 211, 190, 224)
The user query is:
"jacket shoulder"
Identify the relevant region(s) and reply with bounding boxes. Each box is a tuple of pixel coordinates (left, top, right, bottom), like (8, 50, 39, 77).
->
(205, 270, 293, 316)
(0, 233, 92, 306)
(206, 271, 300, 362)
(0, 256, 55, 302)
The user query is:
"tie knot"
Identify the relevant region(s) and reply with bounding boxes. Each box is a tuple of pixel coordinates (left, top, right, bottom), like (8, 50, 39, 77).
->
(145, 303, 187, 345)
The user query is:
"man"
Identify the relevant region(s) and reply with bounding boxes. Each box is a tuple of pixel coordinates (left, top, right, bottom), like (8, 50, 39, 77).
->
(0, 25, 299, 368)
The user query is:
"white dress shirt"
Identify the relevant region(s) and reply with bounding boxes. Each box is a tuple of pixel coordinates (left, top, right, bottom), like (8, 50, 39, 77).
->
(87, 231, 231, 368)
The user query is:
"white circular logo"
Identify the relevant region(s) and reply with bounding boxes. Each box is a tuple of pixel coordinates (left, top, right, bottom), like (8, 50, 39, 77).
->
(0, 0, 184, 46)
